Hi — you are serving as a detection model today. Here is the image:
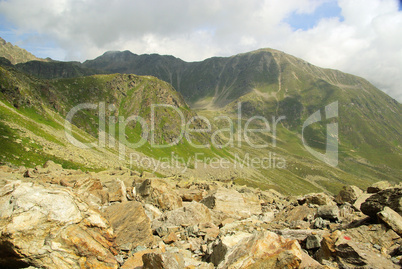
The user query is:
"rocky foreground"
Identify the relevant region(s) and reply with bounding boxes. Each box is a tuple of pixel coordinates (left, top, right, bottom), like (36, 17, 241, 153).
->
(0, 162, 401, 269)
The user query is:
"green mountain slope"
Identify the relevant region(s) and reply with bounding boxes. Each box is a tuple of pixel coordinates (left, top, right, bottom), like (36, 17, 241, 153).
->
(83, 48, 402, 192)
(0, 39, 400, 194)
(0, 60, 222, 173)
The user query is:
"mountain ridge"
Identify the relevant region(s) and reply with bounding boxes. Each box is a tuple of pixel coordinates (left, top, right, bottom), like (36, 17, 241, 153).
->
(0, 37, 46, 64)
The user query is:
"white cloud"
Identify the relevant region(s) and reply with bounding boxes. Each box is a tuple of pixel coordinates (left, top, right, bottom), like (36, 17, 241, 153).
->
(0, 0, 401, 101)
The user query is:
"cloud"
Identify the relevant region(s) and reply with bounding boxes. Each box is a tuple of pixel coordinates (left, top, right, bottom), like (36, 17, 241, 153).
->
(0, 0, 401, 101)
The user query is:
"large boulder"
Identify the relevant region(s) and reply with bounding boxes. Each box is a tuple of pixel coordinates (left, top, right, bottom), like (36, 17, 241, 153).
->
(152, 201, 212, 230)
(317, 205, 340, 221)
(208, 231, 302, 268)
(137, 179, 182, 211)
(353, 193, 373, 211)
(102, 201, 154, 250)
(335, 235, 399, 268)
(300, 193, 336, 206)
(335, 185, 363, 204)
(0, 181, 118, 269)
(367, 181, 392, 193)
(377, 206, 402, 236)
(361, 188, 402, 218)
(201, 187, 261, 219)
(103, 179, 127, 203)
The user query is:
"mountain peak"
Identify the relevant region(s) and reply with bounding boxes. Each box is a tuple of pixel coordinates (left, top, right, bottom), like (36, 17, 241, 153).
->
(0, 37, 44, 64)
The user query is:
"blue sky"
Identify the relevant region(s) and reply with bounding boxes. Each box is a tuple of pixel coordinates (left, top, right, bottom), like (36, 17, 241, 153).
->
(0, 0, 402, 101)
(284, 1, 343, 30)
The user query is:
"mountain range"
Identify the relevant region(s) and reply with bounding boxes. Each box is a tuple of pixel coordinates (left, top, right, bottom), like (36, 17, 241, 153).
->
(0, 37, 400, 195)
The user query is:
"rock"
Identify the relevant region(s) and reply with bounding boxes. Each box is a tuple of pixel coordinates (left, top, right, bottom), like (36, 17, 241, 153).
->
(103, 179, 127, 203)
(299, 251, 325, 269)
(240, 191, 262, 216)
(23, 168, 36, 178)
(335, 185, 363, 204)
(377, 207, 402, 236)
(152, 202, 212, 230)
(317, 205, 340, 221)
(163, 232, 178, 244)
(184, 257, 214, 268)
(274, 229, 329, 241)
(361, 188, 402, 218)
(207, 232, 253, 266)
(138, 179, 182, 211)
(314, 232, 337, 263)
(275, 205, 316, 223)
(142, 251, 185, 269)
(73, 177, 109, 208)
(313, 217, 330, 229)
(259, 211, 275, 223)
(341, 224, 400, 257)
(144, 203, 163, 221)
(0, 181, 118, 269)
(178, 188, 204, 202)
(198, 222, 220, 241)
(142, 253, 164, 269)
(43, 160, 63, 172)
(300, 192, 336, 206)
(121, 249, 158, 269)
(305, 234, 322, 250)
(102, 201, 154, 250)
(353, 193, 373, 211)
(201, 187, 260, 219)
(367, 181, 392, 193)
(335, 235, 399, 268)
(208, 231, 302, 268)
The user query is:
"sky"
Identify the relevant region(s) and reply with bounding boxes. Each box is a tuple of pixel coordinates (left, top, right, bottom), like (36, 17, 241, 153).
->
(0, 0, 401, 101)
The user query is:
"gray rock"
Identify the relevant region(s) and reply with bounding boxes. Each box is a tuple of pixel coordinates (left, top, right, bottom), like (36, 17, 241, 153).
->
(353, 193, 373, 211)
(335, 185, 363, 204)
(305, 235, 322, 250)
(361, 188, 402, 218)
(377, 206, 402, 236)
(317, 205, 339, 221)
(335, 236, 399, 268)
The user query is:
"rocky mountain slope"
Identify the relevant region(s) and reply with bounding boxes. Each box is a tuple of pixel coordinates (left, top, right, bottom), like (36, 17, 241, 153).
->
(83, 48, 402, 192)
(0, 37, 45, 64)
(0, 162, 401, 268)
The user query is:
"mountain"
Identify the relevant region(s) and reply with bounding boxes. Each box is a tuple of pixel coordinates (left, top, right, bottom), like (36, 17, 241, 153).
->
(15, 60, 104, 79)
(84, 49, 402, 182)
(83, 50, 279, 108)
(0, 59, 220, 175)
(0, 38, 400, 195)
(0, 37, 45, 64)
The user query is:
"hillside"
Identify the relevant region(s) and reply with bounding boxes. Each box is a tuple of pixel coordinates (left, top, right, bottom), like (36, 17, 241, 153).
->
(83, 48, 402, 192)
(15, 60, 104, 79)
(0, 40, 400, 195)
(0, 37, 45, 64)
(0, 60, 223, 175)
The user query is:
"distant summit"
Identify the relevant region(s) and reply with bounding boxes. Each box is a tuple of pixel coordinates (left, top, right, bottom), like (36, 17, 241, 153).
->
(0, 37, 45, 64)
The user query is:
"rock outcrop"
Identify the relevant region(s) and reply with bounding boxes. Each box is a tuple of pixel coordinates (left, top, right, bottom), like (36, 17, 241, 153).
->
(0, 180, 118, 268)
(1, 163, 401, 268)
(361, 188, 402, 218)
